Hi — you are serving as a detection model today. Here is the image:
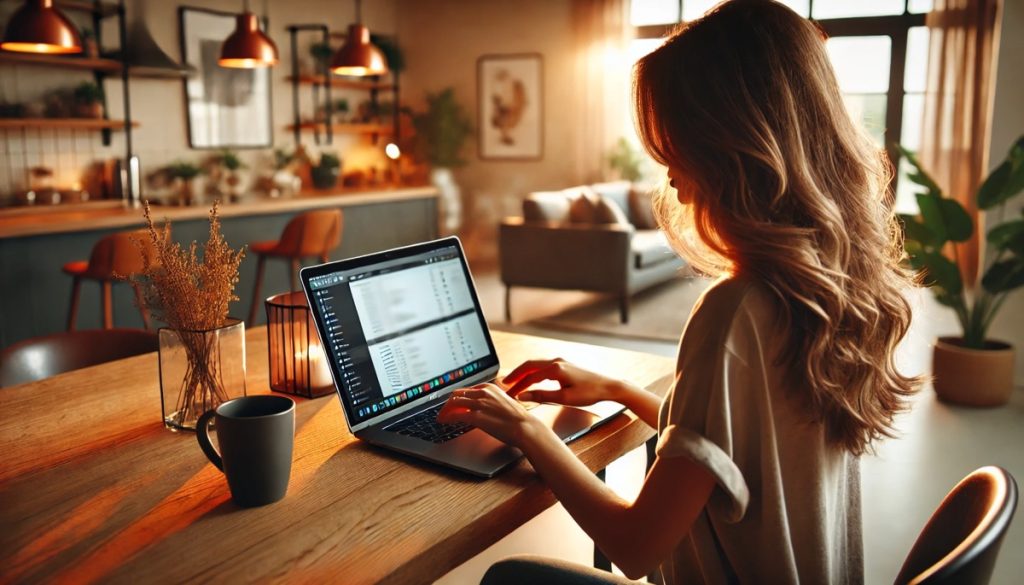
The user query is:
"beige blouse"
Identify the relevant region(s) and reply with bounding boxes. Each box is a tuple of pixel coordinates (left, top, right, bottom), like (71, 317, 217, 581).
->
(657, 277, 863, 584)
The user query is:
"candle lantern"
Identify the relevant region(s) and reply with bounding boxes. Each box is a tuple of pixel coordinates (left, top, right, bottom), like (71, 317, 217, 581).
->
(265, 291, 335, 398)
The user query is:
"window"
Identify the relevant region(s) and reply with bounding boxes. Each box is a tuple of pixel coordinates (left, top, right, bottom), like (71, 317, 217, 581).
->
(629, 0, 930, 212)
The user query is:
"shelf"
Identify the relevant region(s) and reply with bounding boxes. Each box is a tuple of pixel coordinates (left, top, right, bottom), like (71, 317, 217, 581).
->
(287, 122, 391, 135)
(0, 118, 138, 131)
(0, 52, 122, 72)
(56, 0, 120, 17)
(285, 75, 394, 91)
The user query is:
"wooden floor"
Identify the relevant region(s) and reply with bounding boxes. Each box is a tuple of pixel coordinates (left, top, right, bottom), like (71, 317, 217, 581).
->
(438, 268, 1024, 585)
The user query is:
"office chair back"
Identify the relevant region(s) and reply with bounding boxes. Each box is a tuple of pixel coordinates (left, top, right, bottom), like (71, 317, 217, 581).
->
(0, 329, 159, 388)
(895, 466, 1018, 585)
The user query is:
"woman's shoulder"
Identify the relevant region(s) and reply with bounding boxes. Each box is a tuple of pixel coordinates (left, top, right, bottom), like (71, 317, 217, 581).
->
(691, 275, 777, 331)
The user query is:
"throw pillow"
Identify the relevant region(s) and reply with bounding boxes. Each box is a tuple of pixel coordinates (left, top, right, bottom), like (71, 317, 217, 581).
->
(567, 187, 600, 224)
(523, 191, 571, 222)
(629, 187, 659, 230)
(593, 195, 631, 225)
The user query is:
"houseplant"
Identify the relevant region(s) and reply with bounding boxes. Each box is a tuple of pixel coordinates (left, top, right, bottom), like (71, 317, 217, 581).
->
(607, 137, 645, 182)
(410, 88, 472, 233)
(311, 151, 341, 190)
(166, 161, 203, 206)
(72, 82, 104, 119)
(899, 136, 1024, 406)
(129, 201, 247, 430)
(220, 149, 246, 200)
(309, 41, 334, 73)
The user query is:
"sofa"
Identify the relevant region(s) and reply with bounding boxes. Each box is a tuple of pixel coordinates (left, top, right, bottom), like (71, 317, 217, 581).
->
(499, 181, 686, 323)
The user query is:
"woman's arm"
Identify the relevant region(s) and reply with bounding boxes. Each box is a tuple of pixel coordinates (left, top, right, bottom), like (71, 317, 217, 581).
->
(440, 385, 715, 579)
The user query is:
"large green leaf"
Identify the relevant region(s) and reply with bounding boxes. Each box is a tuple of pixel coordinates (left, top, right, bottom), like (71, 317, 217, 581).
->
(898, 214, 937, 248)
(898, 145, 941, 193)
(982, 259, 1024, 294)
(977, 137, 1024, 209)
(918, 250, 963, 295)
(915, 193, 973, 244)
(987, 220, 1024, 254)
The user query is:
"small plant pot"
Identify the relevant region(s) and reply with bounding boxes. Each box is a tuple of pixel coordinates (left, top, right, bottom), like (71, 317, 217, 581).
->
(311, 166, 340, 190)
(75, 102, 104, 119)
(932, 337, 1015, 407)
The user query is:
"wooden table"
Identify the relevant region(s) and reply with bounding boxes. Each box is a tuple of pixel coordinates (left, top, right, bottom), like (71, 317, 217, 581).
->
(0, 328, 674, 584)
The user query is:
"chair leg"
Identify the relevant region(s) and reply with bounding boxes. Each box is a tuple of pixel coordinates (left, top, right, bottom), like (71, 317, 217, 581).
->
(593, 467, 612, 572)
(101, 281, 113, 329)
(67, 276, 82, 331)
(504, 286, 512, 322)
(133, 284, 151, 330)
(290, 259, 300, 293)
(619, 294, 629, 324)
(248, 255, 266, 326)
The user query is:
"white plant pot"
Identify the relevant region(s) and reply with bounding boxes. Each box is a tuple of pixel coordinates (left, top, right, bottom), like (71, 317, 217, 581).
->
(431, 167, 462, 234)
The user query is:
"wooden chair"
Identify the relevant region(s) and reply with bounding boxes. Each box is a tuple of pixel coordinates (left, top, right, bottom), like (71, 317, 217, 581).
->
(248, 209, 343, 324)
(63, 230, 157, 331)
(0, 328, 159, 388)
(896, 466, 1018, 585)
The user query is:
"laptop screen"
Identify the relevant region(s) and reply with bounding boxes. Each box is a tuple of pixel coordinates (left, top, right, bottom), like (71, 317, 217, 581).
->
(305, 240, 499, 427)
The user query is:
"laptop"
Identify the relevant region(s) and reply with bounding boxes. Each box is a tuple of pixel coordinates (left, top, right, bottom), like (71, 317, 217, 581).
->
(300, 236, 625, 477)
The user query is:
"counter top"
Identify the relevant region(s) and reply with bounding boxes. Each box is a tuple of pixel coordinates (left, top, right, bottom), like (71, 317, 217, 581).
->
(0, 186, 438, 239)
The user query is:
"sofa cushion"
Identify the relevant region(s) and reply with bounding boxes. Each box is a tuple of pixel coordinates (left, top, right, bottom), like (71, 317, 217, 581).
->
(590, 181, 632, 224)
(523, 191, 571, 222)
(629, 187, 659, 230)
(631, 230, 676, 269)
(566, 187, 599, 223)
(594, 195, 631, 225)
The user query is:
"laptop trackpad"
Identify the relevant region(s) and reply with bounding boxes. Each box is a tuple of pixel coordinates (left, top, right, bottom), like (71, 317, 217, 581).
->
(531, 404, 603, 443)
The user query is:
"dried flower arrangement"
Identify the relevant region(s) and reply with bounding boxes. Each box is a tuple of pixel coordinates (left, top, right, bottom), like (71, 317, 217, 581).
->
(128, 201, 246, 428)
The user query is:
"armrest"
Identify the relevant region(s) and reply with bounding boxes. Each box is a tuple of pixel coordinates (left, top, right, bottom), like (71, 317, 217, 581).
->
(499, 218, 633, 293)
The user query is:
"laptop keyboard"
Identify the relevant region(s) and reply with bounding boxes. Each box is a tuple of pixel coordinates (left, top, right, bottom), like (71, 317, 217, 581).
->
(384, 404, 473, 444)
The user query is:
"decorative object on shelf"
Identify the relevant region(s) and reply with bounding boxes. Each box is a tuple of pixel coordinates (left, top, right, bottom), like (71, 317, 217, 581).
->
(219, 149, 246, 200)
(309, 41, 334, 73)
(180, 7, 273, 149)
(80, 28, 99, 59)
(411, 88, 472, 233)
(477, 53, 543, 161)
(311, 151, 342, 190)
(899, 136, 1024, 407)
(72, 82, 104, 119)
(265, 291, 334, 398)
(219, 0, 278, 69)
(130, 202, 247, 431)
(166, 160, 203, 206)
(0, 0, 81, 54)
(269, 148, 302, 197)
(331, 0, 388, 77)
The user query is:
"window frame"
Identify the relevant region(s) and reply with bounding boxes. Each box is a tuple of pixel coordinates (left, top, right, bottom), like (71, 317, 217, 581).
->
(632, 0, 928, 192)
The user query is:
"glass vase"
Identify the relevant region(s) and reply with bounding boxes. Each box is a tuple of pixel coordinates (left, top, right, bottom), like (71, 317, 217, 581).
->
(158, 318, 247, 431)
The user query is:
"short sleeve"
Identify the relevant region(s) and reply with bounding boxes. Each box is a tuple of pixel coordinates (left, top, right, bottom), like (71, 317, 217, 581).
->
(657, 422, 749, 523)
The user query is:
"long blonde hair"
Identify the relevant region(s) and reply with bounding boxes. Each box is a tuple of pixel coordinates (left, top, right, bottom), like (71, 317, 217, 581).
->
(634, 0, 921, 455)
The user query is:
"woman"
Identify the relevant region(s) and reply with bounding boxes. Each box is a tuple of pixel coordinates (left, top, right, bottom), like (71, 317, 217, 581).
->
(439, 1, 920, 582)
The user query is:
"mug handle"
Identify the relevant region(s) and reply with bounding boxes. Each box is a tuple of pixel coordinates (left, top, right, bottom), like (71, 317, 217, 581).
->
(196, 409, 223, 471)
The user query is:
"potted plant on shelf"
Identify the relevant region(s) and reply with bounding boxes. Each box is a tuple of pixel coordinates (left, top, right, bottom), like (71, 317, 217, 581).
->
(899, 136, 1024, 406)
(220, 149, 247, 201)
(166, 160, 203, 206)
(311, 151, 341, 190)
(309, 41, 334, 74)
(410, 88, 472, 234)
(72, 82, 104, 119)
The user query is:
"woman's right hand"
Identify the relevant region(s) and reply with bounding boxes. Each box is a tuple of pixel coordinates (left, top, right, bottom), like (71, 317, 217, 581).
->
(502, 358, 622, 407)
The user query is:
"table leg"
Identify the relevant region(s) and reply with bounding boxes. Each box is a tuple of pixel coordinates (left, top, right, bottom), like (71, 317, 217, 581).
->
(594, 467, 612, 572)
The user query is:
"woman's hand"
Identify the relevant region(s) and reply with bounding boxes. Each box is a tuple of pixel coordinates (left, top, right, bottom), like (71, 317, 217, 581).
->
(502, 358, 622, 407)
(437, 384, 544, 449)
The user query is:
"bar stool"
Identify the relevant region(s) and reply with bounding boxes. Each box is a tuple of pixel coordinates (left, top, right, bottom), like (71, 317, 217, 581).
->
(248, 209, 343, 324)
(63, 230, 157, 331)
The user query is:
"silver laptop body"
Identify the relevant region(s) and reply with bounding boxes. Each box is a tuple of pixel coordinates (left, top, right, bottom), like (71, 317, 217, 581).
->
(300, 237, 624, 477)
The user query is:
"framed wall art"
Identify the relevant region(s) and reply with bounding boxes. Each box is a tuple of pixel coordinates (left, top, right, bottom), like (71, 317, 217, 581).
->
(179, 7, 273, 149)
(477, 53, 543, 160)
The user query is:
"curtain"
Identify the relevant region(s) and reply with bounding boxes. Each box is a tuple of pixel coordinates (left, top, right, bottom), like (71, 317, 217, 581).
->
(572, 0, 632, 184)
(919, 0, 1002, 285)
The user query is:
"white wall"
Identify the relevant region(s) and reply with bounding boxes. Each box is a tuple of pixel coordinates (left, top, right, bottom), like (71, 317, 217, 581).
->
(985, 0, 1024, 383)
(0, 0, 398, 201)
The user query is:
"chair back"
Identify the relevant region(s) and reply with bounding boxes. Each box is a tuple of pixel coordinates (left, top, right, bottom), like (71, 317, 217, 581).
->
(896, 466, 1018, 585)
(0, 329, 159, 387)
(276, 210, 343, 258)
(84, 230, 157, 280)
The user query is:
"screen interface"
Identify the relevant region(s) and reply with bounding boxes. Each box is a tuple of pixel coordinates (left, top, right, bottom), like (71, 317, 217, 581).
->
(307, 244, 497, 425)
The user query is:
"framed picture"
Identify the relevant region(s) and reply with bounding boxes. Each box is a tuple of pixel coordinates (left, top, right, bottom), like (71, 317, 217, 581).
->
(179, 7, 273, 149)
(477, 53, 543, 160)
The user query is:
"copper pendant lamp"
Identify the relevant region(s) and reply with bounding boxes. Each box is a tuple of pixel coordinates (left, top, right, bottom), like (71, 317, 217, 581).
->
(330, 0, 388, 77)
(219, 0, 278, 68)
(1, 0, 82, 54)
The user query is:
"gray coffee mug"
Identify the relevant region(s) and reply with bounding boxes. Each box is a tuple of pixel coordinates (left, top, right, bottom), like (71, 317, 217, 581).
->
(196, 395, 296, 507)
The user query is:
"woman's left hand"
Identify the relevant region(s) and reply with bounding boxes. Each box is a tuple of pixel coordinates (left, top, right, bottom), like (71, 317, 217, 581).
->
(437, 384, 541, 449)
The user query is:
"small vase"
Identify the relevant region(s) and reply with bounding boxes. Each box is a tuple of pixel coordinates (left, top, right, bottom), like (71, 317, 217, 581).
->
(431, 167, 462, 234)
(932, 337, 1015, 407)
(159, 319, 247, 431)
